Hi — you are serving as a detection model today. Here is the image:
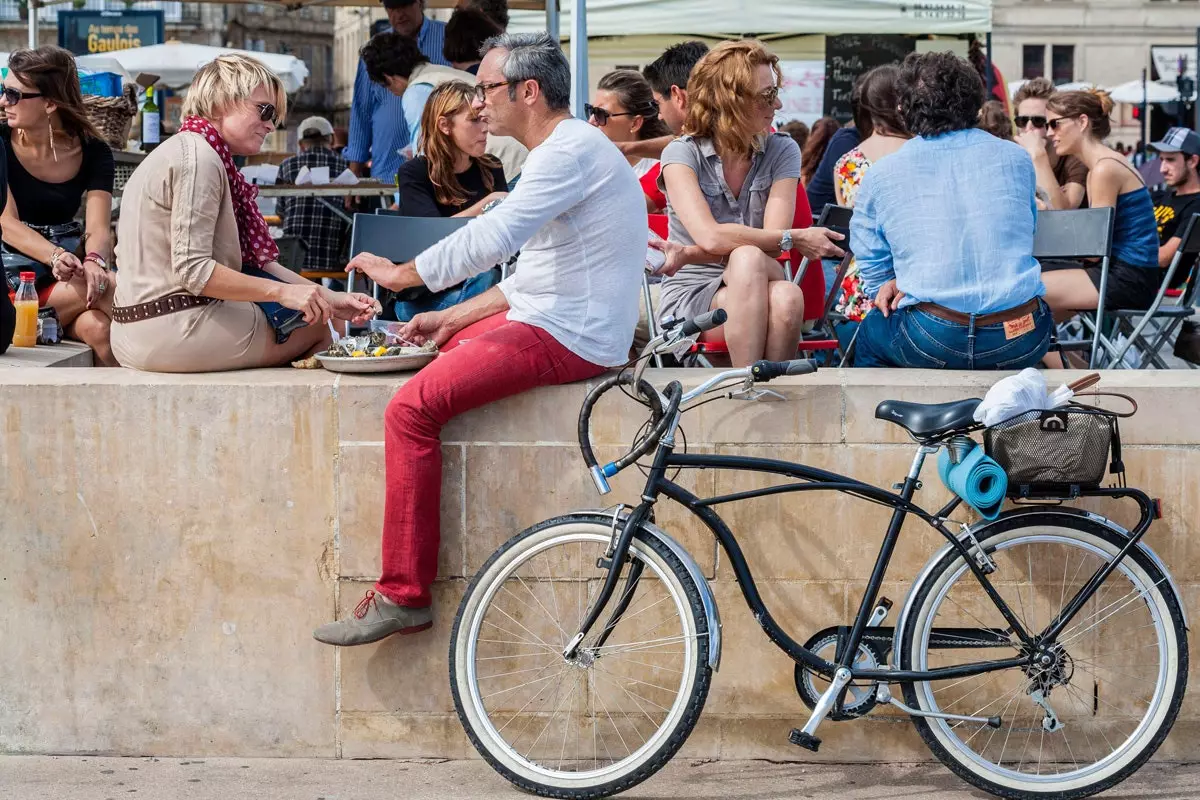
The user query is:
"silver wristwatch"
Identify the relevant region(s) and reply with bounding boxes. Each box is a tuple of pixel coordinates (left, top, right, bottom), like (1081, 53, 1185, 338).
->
(779, 230, 793, 252)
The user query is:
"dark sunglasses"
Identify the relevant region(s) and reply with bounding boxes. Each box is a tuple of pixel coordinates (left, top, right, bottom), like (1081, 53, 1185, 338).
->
(585, 101, 657, 126)
(1014, 115, 1048, 129)
(1046, 117, 1073, 131)
(758, 86, 781, 105)
(473, 80, 514, 103)
(1, 87, 43, 105)
(256, 103, 278, 124)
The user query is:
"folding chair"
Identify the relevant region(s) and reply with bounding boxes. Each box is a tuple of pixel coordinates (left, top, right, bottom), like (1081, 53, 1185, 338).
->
(1033, 207, 1116, 368)
(790, 204, 854, 364)
(347, 213, 470, 301)
(1106, 212, 1200, 368)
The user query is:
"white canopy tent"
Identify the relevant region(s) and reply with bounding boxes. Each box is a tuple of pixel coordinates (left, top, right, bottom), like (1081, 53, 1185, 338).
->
(508, 0, 992, 37)
(1109, 80, 1181, 106)
(75, 43, 310, 93)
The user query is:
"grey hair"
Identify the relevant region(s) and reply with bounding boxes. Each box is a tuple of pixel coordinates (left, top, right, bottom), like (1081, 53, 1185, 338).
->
(480, 31, 571, 111)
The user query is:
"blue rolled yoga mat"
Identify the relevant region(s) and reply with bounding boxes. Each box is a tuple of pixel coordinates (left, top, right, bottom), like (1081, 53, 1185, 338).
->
(937, 443, 1008, 520)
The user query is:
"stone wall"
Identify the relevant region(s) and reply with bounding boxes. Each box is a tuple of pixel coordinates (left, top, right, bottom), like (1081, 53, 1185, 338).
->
(1, 367, 1197, 761)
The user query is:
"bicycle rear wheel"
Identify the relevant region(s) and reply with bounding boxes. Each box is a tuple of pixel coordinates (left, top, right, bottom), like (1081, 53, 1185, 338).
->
(450, 514, 712, 799)
(898, 513, 1187, 799)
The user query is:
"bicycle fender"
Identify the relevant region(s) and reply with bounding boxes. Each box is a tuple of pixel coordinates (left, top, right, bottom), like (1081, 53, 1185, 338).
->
(893, 506, 1188, 664)
(580, 508, 722, 671)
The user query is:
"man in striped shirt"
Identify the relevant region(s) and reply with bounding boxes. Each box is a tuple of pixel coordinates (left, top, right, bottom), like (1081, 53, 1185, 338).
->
(345, 0, 449, 184)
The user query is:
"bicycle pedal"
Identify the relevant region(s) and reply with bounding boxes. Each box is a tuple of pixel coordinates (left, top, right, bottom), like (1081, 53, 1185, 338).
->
(788, 729, 821, 752)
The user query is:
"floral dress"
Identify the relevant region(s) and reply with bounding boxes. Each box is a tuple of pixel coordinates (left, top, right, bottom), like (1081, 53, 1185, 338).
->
(833, 148, 874, 322)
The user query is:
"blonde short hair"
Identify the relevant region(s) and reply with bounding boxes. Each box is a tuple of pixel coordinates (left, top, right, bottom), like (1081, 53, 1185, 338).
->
(181, 54, 288, 122)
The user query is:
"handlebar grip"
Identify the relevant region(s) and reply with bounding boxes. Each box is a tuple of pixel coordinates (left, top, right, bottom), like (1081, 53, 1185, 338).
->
(680, 308, 728, 337)
(750, 358, 819, 382)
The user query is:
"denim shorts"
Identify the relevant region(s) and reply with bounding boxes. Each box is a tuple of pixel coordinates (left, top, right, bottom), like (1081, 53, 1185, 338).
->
(853, 299, 1052, 370)
(391, 269, 501, 323)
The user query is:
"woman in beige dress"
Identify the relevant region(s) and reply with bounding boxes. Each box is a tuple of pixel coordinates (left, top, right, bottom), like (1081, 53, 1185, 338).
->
(111, 55, 376, 372)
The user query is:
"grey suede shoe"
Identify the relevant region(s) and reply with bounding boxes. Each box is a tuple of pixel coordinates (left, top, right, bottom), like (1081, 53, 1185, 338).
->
(313, 590, 433, 646)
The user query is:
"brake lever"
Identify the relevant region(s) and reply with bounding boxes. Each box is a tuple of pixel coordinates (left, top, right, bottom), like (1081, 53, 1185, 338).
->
(727, 375, 786, 402)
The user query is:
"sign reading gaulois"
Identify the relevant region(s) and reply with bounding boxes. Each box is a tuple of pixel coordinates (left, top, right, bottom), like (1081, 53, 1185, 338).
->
(57, 10, 164, 56)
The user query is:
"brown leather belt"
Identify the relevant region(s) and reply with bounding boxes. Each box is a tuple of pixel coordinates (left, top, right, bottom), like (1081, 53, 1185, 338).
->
(111, 293, 216, 324)
(914, 297, 1041, 327)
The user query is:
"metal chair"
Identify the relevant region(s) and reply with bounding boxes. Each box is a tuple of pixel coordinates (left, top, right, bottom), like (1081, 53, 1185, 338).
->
(1033, 207, 1116, 368)
(790, 204, 854, 364)
(347, 213, 470, 300)
(1106, 212, 1200, 368)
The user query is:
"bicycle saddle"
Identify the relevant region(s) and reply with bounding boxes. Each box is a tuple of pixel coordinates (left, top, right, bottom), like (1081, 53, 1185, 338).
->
(875, 398, 982, 438)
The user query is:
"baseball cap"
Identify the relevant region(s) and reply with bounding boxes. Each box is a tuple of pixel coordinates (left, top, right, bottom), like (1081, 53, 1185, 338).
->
(298, 116, 334, 139)
(1149, 127, 1200, 157)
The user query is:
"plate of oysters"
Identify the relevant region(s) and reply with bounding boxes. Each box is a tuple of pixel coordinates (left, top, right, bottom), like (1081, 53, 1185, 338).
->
(311, 330, 438, 374)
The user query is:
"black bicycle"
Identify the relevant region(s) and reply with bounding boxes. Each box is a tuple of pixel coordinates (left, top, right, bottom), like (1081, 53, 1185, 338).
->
(449, 310, 1188, 800)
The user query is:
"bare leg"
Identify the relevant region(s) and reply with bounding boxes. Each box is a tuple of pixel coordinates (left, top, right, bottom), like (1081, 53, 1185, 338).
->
(1040, 270, 1100, 369)
(257, 322, 333, 367)
(764, 279, 806, 362)
(47, 275, 119, 366)
(706, 246, 786, 367)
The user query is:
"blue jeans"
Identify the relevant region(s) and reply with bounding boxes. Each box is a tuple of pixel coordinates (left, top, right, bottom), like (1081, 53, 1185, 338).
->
(853, 300, 1052, 369)
(391, 269, 501, 322)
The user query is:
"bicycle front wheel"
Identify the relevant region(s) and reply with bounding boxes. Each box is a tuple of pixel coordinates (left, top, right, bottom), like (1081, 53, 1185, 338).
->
(449, 514, 712, 799)
(898, 512, 1188, 799)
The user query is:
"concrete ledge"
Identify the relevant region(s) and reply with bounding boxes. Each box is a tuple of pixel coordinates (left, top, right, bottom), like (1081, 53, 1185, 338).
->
(0, 341, 93, 368)
(2, 365, 1198, 759)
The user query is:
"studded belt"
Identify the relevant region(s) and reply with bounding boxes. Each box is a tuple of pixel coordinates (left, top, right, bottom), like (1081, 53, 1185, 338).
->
(111, 293, 216, 324)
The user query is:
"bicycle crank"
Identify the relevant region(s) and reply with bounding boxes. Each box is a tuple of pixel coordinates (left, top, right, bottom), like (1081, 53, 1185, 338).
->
(795, 629, 887, 720)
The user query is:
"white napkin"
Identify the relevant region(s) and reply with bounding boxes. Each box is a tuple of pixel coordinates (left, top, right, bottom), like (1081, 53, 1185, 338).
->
(293, 166, 312, 185)
(310, 166, 330, 185)
(331, 168, 359, 186)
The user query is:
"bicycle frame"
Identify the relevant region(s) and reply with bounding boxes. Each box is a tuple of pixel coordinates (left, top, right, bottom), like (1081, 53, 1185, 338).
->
(568, 417, 1158, 689)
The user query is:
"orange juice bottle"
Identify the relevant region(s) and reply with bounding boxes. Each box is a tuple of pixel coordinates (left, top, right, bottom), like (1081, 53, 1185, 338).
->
(12, 271, 39, 348)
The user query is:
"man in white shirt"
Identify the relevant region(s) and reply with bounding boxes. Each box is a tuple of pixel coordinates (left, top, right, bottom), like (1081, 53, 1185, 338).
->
(316, 32, 647, 647)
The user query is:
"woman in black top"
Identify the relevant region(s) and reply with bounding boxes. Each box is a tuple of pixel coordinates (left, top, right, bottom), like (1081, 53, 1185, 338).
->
(0, 137, 11, 355)
(392, 82, 506, 321)
(1, 47, 116, 364)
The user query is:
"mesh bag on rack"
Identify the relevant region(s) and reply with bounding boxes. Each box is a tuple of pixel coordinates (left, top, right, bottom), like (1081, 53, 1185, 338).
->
(983, 403, 1126, 493)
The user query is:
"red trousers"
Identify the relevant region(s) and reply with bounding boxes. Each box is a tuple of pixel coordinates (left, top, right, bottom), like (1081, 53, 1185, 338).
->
(375, 313, 607, 606)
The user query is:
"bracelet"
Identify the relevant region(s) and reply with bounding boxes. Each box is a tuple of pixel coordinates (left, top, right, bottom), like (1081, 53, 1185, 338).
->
(84, 252, 108, 269)
(49, 247, 65, 267)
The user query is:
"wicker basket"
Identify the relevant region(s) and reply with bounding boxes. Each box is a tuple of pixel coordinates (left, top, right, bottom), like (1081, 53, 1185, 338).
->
(84, 84, 138, 150)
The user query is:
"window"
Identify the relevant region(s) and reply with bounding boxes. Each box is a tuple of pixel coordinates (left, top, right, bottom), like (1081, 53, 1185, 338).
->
(1022, 45, 1045, 80)
(1052, 45, 1075, 85)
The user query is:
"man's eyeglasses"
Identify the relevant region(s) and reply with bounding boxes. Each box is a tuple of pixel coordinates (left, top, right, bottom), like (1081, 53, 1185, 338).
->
(256, 103, 278, 125)
(584, 101, 657, 126)
(1014, 115, 1048, 129)
(758, 86, 781, 105)
(473, 80, 514, 103)
(1, 87, 43, 105)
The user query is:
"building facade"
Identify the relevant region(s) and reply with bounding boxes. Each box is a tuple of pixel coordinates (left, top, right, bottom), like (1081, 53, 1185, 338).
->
(226, 3, 337, 120)
(991, 0, 1199, 143)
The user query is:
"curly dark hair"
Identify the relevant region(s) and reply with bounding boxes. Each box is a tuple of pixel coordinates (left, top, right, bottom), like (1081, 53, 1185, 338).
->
(896, 51, 985, 138)
(360, 32, 428, 85)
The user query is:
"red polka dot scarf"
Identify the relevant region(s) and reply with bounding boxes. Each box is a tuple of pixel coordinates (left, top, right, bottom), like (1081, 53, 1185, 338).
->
(180, 115, 280, 267)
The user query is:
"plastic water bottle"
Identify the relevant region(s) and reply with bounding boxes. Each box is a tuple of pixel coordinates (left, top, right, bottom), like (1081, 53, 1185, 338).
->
(12, 271, 38, 347)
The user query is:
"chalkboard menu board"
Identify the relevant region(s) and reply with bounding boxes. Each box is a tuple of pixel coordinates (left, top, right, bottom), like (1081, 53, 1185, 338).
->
(823, 34, 916, 125)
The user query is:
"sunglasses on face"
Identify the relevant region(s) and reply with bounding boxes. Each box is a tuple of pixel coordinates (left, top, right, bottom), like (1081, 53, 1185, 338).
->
(256, 103, 278, 125)
(758, 86, 781, 105)
(585, 101, 657, 126)
(1046, 117, 1073, 131)
(1, 87, 43, 105)
(473, 80, 514, 103)
(1014, 115, 1048, 129)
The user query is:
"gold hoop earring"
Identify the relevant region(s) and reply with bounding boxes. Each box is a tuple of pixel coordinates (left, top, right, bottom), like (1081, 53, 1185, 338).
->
(46, 110, 57, 162)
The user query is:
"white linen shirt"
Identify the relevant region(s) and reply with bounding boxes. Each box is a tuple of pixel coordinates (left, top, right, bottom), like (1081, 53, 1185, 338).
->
(414, 118, 647, 366)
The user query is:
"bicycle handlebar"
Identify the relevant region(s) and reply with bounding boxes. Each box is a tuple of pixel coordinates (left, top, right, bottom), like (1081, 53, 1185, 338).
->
(750, 358, 819, 382)
(679, 308, 727, 338)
